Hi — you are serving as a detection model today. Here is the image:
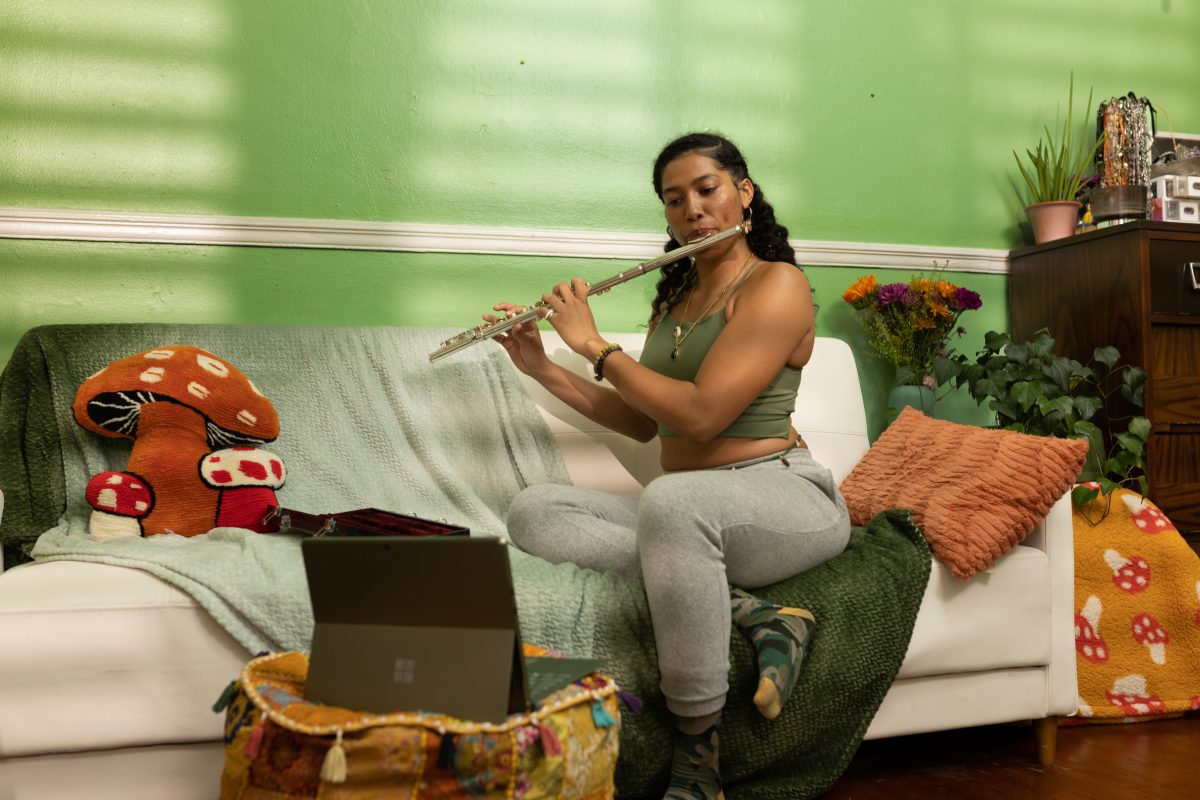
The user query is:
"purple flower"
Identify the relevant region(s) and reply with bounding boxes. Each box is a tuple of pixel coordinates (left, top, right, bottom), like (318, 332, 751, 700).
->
(1075, 174, 1101, 200)
(955, 287, 982, 310)
(877, 283, 908, 306)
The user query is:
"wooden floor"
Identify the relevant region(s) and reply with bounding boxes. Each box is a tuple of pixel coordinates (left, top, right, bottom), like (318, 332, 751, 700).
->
(823, 715, 1198, 798)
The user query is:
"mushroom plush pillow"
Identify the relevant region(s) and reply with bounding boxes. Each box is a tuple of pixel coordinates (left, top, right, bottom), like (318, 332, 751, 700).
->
(73, 345, 286, 540)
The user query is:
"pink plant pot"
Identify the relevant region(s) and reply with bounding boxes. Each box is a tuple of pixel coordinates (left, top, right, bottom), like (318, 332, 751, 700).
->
(1027, 201, 1082, 244)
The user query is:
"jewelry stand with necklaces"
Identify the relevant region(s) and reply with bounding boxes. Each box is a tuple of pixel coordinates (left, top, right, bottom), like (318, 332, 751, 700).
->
(671, 253, 758, 360)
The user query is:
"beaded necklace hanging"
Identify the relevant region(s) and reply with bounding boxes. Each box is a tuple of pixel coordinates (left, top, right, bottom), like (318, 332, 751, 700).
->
(671, 254, 757, 360)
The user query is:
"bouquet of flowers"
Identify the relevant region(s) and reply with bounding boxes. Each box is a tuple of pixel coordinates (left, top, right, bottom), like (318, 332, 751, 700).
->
(842, 267, 982, 387)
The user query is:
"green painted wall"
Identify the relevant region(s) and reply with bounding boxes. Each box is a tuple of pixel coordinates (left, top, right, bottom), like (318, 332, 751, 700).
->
(2, 0, 1197, 437)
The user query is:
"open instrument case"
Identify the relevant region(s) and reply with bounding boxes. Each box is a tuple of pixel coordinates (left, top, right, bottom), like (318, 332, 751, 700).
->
(267, 507, 469, 538)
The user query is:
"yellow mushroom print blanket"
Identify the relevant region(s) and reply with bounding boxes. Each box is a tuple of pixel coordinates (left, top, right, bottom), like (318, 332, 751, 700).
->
(1072, 488, 1200, 721)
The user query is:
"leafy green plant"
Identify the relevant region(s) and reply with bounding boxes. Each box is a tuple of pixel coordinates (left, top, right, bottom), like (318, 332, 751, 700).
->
(1013, 73, 1105, 204)
(934, 329, 1149, 510)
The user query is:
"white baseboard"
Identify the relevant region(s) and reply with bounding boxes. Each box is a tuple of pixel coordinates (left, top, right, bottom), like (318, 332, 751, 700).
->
(0, 206, 1008, 274)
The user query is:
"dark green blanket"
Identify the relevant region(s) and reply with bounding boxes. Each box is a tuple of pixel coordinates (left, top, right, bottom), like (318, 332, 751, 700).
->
(511, 508, 930, 800)
(0, 323, 931, 799)
(0, 326, 70, 566)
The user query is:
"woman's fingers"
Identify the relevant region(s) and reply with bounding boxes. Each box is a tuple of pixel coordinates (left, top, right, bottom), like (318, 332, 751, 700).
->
(543, 280, 581, 309)
(490, 303, 528, 317)
(487, 304, 537, 330)
(500, 276, 588, 336)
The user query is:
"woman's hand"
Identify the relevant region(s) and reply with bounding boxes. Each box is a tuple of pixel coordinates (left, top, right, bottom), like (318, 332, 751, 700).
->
(484, 303, 553, 377)
(542, 278, 604, 359)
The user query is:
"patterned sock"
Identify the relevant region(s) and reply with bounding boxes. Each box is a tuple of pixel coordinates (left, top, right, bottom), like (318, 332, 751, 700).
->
(663, 725, 723, 800)
(730, 587, 816, 720)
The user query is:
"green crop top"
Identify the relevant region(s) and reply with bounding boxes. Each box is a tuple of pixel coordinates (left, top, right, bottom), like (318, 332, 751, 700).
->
(639, 310, 802, 438)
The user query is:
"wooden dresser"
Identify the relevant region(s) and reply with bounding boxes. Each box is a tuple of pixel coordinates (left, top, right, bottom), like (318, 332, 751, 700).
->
(1009, 221, 1200, 549)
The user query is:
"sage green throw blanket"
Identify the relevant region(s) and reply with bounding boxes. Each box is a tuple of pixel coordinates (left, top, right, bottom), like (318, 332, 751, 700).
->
(1, 324, 571, 651)
(0, 323, 931, 799)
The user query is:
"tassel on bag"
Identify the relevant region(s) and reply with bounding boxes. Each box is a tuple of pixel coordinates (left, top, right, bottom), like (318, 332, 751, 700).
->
(616, 689, 643, 713)
(243, 717, 266, 759)
(212, 680, 238, 713)
(591, 700, 616, 728)
(537, 721, 563, 756)
(320, 729, 347, 784)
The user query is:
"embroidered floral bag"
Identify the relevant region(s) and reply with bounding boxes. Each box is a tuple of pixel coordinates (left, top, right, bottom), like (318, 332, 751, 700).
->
(217, 650, 622, 799)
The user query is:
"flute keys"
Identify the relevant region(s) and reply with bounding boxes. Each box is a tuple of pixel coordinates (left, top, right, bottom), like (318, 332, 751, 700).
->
(427, 223, 745, 362)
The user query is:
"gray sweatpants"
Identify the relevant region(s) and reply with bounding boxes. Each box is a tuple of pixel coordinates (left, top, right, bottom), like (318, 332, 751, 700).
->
(505, 448, 851, 718)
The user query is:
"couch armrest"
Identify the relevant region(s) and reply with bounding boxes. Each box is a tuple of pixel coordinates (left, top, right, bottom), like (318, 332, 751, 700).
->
(1019, 493, 1067, 556)
(1031, 492, 1079, 717)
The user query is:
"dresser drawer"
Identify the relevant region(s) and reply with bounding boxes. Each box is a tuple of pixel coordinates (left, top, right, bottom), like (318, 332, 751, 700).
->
(1149, 239, 1200, 315)
(1150, 325, 1200, 422)
(1010, 224, 1200, 535)
(1148, 430, 1200, 531)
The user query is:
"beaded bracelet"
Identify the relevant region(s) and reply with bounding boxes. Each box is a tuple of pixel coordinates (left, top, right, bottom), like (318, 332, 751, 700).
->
(592, 343, 624, 382)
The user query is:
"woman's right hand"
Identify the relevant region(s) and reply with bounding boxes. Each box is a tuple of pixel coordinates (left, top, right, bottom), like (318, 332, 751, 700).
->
(484, 303, 553, 377)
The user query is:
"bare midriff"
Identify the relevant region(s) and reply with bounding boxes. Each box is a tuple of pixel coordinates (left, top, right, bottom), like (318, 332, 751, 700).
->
(659, 427, 805, 471)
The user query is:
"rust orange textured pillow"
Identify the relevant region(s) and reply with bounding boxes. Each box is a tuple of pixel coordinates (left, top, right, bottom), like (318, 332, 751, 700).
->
(839, 407, 1088, 579)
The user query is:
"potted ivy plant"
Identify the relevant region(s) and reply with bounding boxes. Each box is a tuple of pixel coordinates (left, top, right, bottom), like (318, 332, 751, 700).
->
(1013, 73, 1105, 244)
(934, 328, 1149, 521)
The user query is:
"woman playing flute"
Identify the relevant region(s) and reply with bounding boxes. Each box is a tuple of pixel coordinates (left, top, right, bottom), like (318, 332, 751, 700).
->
(490, 132, 851, 800)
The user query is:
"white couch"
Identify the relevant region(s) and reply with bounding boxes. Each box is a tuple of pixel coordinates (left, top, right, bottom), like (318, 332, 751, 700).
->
(0, 333, 1076, 797)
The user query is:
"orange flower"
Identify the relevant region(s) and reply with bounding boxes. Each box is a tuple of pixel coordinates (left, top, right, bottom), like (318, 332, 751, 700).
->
(842, 274, 878, 303)
(843, 265, 982, 381)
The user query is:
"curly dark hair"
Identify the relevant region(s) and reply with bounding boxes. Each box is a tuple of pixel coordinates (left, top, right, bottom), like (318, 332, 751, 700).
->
(649, 132, 796, 324)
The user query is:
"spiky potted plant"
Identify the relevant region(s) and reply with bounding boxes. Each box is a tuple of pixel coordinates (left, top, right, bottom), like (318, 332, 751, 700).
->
(1013, 73, 1105, 244)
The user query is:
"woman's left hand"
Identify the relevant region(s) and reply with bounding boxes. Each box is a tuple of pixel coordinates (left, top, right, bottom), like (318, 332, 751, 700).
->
(542, 278, 603, 357)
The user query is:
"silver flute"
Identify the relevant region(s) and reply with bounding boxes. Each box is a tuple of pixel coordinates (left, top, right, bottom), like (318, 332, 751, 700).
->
(428, 223, 749, 361)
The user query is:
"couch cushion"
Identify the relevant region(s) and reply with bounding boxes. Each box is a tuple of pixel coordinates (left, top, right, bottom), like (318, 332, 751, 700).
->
(523, 333, 663, 494)
(0, 540, 1050, 757)
(0, 741, 225, 799)
(0, 560, 248, 756)
(525, 334, 870, 491)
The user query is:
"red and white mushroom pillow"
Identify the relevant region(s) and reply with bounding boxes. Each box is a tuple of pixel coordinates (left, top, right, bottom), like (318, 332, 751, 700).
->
(201, 447, 287, 532)
(73, 345, 286, 539)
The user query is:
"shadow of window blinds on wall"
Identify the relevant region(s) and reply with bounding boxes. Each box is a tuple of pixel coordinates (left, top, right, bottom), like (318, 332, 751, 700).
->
(0, 0, 239, 214)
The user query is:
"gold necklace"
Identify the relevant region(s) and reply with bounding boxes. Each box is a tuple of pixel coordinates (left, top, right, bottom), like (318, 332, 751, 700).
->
(671, 254, 757, 360)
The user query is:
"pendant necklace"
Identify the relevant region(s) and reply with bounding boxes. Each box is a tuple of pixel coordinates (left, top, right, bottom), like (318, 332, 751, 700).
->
(671, 254, 757, 360)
